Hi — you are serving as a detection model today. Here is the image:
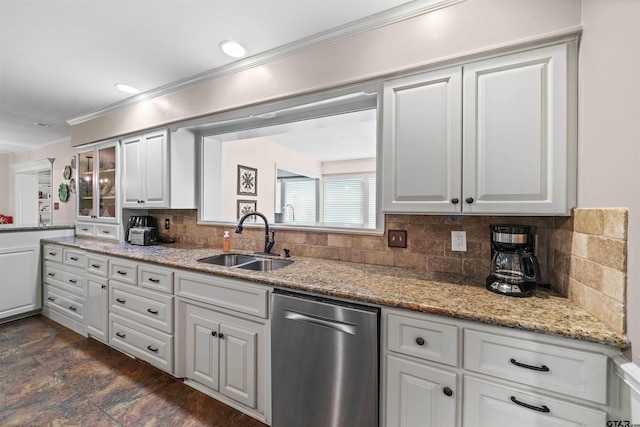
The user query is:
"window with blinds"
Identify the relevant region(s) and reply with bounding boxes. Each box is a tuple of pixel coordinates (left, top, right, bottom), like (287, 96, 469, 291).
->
(322, 173, 376, 228)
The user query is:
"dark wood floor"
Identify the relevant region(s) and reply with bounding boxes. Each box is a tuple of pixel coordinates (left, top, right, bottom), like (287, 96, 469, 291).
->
(0, 315, 268, 427)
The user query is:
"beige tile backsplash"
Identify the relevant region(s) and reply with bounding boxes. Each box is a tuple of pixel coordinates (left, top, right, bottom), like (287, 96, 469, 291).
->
(154, 207, 628, 333)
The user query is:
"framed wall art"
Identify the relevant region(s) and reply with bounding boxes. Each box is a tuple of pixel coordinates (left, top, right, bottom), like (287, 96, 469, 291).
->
(237, 164, 257, 196)
(237, 200, 257, 221)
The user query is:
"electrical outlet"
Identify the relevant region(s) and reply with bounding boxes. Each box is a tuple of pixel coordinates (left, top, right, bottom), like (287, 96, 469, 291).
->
(451, 231, 467, 251)
(164, 218, 170, 230)
(388, 230, 407, 248)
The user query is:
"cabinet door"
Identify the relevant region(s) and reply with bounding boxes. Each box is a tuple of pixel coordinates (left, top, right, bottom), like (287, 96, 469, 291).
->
(0, 246, 38, 319)
(463, 376, 606, 427)
(122, 135, 144, 207)
(386, 355, 457, 427)
(141, 130, 169, 207)
(462, 43, 576, 214)
(219, 321, 257, 409)
(86, 275, 108, 342)
(185, 304, 220, 391)
(383, 67, 462, 213)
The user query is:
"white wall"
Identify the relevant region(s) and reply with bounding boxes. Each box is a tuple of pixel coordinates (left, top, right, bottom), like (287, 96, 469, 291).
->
(8, 140, 77, 223)
(579, 0, 640, 365)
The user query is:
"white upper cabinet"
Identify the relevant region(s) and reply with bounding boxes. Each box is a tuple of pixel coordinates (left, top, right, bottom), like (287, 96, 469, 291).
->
(122, 128, 196, 210)
(122, 130, 169, 208)
(383, 67, 462, 213)
(383, 42, 577, 215)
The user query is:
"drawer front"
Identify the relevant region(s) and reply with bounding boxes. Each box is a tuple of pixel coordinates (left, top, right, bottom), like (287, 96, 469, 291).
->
(63, 249, 87, 269)
(44, 285, 84, 323)
(87, 255, 108, 277)
(110, 282, 173, 333)
(464, 329, 608, 404)
(463, 376, 606, 427)
(95, 224, 119, 240)
(43, 244, 63, 262)
(139, 265, 173, 294)
(109, 313, 173, 373)
(175, 272, 269, 318)
(44, 262, 84, 296)
(109, 260, 138, 285)
(387, 313, 459, 367)
(75, 223, 95, 237)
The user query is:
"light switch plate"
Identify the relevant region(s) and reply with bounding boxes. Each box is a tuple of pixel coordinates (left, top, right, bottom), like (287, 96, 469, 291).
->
(451, 231, 467, 251)
(388, 230, 407, 248)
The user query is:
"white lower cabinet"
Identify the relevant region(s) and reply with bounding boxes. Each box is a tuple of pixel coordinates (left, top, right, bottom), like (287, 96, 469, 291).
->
(463, 376, 606, 427)
(86, 274, 108, 342)
(175, 270, 271, 424)
(386, 354, 457, 427)
(382, 308, 620, 427)
(181, 301, 259, 408)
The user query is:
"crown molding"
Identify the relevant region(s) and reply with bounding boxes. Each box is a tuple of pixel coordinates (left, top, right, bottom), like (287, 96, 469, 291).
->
(67, 0, 464, 126)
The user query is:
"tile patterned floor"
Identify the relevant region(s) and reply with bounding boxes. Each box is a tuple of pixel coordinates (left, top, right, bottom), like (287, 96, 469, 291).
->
(0, 315, 268, 427)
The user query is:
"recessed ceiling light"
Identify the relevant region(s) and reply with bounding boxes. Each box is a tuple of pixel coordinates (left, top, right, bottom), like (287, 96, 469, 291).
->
(115, 83, 139, 94)
(220, 40, 247, 58)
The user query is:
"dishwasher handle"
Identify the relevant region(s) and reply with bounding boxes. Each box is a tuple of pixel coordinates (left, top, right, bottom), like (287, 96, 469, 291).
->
(284, 309, 357, 335)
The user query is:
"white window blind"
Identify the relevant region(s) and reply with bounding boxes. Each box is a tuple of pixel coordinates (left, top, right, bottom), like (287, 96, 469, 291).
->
(323, 173, 376, 228)
(281, 178, 317, 223)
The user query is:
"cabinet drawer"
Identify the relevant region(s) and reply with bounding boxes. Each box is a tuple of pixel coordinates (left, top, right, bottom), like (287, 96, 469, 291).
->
(44, 261, 84, 296)
(43, 244, 63, 262)
(75, 223, 95, 237)
(464, 329, 608, 404)
(109, 259, 138, 285)
(463, 376, 606, 427)
(387, 313, 459, 367)
(63, 249, 87, 269)
(87, 255, 108, 277)
(139, 264, 173, 294)
(95, 224, 119, 240)
(44, 285, 84, 323)
(175, 271, 269, 318)
(110, 281, 173, 333)
(109, 312, 173, 374)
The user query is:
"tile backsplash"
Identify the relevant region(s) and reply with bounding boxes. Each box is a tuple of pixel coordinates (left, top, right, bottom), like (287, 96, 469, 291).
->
(153, 207, 628, 333)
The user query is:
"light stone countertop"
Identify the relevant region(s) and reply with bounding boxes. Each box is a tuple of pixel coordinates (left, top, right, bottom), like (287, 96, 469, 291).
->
(42, 236, 629, 349)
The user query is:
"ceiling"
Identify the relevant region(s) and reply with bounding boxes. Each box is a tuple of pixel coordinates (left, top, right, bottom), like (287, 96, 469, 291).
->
(0, 0, 419, 155)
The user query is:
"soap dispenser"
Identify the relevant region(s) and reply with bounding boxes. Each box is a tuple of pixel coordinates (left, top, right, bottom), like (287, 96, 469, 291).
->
(223, 231, 230, 252)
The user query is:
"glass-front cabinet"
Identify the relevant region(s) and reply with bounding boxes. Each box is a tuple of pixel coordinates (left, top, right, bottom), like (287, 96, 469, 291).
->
(76, 141, 120, 240)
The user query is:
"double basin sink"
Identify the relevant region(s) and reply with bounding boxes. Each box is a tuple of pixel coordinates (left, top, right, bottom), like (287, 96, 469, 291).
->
(198, 253, 293, 272)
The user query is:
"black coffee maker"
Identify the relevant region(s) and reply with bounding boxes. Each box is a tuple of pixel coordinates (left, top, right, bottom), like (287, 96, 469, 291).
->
(486, 224, 541, 297)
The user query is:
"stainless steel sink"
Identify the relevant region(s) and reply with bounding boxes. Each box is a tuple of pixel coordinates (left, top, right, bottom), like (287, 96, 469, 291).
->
(198, 254, 293, 271)
(198, 254, 257, 267)
(237, 259, 294, 271)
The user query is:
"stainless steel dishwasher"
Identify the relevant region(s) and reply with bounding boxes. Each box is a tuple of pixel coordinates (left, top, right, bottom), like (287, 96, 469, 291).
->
(271, 289, 380, 427)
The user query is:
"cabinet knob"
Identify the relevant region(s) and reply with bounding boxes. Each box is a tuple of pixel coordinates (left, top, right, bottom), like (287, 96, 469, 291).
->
(443, 387, 453, 397)
(101, 285, 106, 289)
(451, 198, 459, 205)
(465, 197, 474, 204)
(211, 331, 218, 337)
(415, 337, 425, 346)
(219, 333, 225, 339)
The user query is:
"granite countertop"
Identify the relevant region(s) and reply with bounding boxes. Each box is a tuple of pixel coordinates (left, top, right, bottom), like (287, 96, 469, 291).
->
(0, 223, 76, 233)
(42, 235, 629, 349)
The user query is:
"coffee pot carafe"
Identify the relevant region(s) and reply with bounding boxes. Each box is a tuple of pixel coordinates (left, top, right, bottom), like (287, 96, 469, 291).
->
(486, 224, 540, 297)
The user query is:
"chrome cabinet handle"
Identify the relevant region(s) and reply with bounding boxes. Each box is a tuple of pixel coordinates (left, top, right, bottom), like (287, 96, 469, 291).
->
(116, 298, 126, 304)
(147, 308, 159, 315)
(510, 396, 550, 413)
(147, 345, 159, 353)
(116, 332, 126, 338)
(510, 358, 550, 372)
